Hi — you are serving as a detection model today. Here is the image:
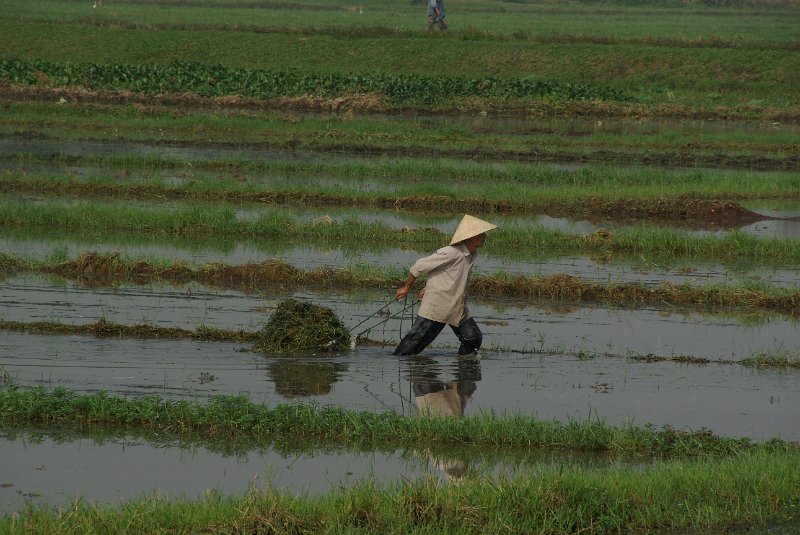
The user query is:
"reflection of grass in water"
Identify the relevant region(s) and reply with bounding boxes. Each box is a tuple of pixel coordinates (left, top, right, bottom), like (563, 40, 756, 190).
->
(3, 200, 800, 263)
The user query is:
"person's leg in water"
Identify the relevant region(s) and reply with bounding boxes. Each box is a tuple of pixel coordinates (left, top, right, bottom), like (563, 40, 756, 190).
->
(451, 317, 482, 355)
(393, 316, 446, 355)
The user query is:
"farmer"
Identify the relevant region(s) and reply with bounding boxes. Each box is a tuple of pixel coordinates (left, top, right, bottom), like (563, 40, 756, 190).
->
(427, 0, 448, 31)
(393, 214, 496, 356)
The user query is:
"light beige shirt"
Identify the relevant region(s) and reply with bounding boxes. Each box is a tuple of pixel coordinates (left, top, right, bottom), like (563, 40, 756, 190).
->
(410, 243, 476, 326)
(416, 383, 470, 417)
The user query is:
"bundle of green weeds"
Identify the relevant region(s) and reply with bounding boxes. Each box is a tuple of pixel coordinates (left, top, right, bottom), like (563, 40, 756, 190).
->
(253, 299, 350, 353)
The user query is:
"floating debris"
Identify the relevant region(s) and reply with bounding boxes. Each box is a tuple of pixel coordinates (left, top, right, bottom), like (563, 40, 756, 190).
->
(253, 299, 350, 353)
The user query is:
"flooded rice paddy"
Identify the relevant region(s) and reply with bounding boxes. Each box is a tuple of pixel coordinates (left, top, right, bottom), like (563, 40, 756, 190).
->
(3, 229, 800, 288)
(2, 119, 799, 525)
(2, 275, 799, 442)
(0, 428, 619, 514)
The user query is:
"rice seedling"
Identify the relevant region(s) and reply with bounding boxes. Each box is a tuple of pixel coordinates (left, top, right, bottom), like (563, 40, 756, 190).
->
(3, 199, 800, 263)
(5, 152, 800, 199)
(4, 168, 800, 217)
(1, 457, 799, 535)
(4, 251, 799, 315)
(3, 316, 798, 372)
(1, 387, 793, 457)
(2, 100, 797, 168)
(0, 319, 258, 343)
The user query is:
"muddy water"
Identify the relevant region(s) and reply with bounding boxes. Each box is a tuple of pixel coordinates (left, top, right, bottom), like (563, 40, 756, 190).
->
(3, 274, 798, 360)
(2, 330, 798, 442)
(2, 276, 799, 441)
(3, 230, 799, 288)
(0, 429, 615, 514)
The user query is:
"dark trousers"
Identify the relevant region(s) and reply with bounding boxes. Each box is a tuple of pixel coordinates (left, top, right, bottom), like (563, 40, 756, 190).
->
(393, 316, 482, 356)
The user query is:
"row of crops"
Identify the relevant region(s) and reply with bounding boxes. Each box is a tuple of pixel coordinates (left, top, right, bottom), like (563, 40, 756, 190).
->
(0, 59, 630, 104)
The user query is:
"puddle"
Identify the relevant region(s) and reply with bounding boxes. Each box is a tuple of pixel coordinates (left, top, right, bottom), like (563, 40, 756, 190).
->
(0, 428, 616, 514)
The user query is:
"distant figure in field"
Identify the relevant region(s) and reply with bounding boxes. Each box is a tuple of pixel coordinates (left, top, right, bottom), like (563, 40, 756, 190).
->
(427, 0, 447, 32)
(93, 0, 102, 7)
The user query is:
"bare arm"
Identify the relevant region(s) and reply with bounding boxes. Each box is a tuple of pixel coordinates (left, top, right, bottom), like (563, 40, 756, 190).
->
(395, 273, 417, 300)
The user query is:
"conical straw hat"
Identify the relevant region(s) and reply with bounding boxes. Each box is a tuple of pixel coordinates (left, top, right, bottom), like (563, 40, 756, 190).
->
(449, 214, 497, 245)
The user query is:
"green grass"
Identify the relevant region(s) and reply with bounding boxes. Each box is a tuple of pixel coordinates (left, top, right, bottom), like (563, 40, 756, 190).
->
(4, 250, 800, 314)
(2, 101, 797, 170)
(1, 17, 798, 109)
(4, 0, 800, 44)
(0, 386, 789, 455)
(1, 387, 799, 533)
(1, 463, 799, 534)
(2, 200, 800, 264)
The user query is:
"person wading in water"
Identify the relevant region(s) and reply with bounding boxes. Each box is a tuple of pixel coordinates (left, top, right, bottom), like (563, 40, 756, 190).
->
(393, 214, 496, 356)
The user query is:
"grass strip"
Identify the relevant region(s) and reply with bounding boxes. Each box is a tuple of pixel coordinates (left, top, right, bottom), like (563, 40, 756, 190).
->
(1, 386, 797, 532)
(3, 100, 798, 169)
(9, 17, 800, 51)
(4, 318, 799, 370)
(1, 458, 799, 534)
(2, 201, 800, 263)
(3, 172, 798, 222)
(0, 318, 257, 343)
(0, 386, 791, 456)
(5, 82, 800, 122)
(3, 252, 800, 316)
(6, 152, 800, 200)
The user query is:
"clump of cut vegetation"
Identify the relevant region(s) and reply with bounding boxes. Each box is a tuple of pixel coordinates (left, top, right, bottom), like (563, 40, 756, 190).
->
(253, 298, 351, 353)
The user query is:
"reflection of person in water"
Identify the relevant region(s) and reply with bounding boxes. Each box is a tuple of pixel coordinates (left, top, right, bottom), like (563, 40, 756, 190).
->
(408, 356, 481, 482)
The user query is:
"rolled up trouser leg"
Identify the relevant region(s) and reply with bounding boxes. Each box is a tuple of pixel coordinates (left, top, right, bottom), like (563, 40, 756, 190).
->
(452, 317, 482, 355)
(393, 316, 446, 356)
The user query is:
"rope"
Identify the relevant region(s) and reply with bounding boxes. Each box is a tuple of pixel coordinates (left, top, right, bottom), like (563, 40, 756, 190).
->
(353, 299, 420, 340)
(348, 297, 399, 334)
